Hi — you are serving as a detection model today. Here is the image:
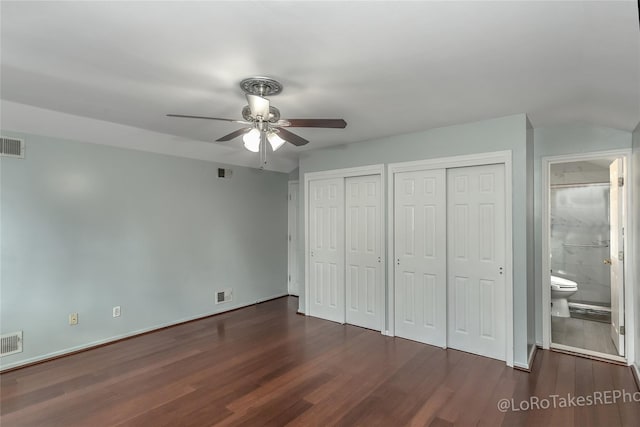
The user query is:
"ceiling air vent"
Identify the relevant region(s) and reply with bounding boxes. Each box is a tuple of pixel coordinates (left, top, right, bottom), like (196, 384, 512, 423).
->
(0, 137, 25, 158)
(1, 331, 23, 357)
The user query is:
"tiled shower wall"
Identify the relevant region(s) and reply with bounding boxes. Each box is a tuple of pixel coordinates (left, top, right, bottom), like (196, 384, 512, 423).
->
(550, 184, 611, 306)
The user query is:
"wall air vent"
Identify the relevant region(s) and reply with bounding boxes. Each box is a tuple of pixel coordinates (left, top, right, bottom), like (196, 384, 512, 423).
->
(0, 137, 25, 158)
(217, 168, 232, 179)
(1, 331, 23, 357)
(216, 288, 233, 304)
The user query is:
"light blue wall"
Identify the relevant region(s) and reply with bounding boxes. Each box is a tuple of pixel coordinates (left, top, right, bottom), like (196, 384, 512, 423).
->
(298, 114, 533, 366)
(532, 126, 632, 345)
(633, 122, 640, 371)
(288, 167, 299, 181)
(0, 131, 288, 369)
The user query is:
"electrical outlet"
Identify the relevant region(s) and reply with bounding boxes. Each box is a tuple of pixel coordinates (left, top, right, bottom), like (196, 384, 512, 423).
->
(112, 306, 121, 317)
(69, 313, 78, 326)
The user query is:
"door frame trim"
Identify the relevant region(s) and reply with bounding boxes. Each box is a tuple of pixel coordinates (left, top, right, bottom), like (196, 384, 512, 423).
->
(388, 150, 513, 367)
(288, 180, 299, 296)
(541, 149, 634, 365)
(303, 164, 386, 326)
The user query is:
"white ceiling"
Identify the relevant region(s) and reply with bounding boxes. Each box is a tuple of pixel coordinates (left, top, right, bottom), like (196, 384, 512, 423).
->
(1, 1, 639, 170)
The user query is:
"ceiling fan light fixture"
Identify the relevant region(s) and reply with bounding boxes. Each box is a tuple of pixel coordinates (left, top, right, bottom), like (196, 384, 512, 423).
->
(267, 131, 286, 151)
(243, 128, 261, 152)
(168, 77, 346, 161)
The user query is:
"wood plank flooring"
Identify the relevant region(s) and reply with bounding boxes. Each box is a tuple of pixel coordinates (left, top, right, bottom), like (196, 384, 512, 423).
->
(1, 297, 639, 426)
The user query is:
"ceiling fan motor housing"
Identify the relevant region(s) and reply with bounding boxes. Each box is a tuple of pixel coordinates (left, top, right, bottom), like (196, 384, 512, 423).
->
(242, 105, 281, 122)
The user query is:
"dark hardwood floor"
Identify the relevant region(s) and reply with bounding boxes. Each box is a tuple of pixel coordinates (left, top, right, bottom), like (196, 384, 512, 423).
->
(1, 297, 638, 426)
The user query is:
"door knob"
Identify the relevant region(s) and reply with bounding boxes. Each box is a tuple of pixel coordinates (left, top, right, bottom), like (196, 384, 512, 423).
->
(603, 258, 612, 265)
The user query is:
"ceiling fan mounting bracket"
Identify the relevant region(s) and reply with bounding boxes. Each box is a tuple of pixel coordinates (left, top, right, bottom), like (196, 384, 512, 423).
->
(240, 77, 283, 97)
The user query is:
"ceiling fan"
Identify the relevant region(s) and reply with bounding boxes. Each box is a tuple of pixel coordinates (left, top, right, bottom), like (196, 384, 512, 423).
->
(167, 77, 347, 166)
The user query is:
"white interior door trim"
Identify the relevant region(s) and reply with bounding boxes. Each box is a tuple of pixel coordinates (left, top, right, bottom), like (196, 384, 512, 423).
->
(304, 164, 385, 318)
(541, 149, 634, 365)
(388, 150, 513, 367)
(388, 151, 513, 174)
(288, 180, 299, 296)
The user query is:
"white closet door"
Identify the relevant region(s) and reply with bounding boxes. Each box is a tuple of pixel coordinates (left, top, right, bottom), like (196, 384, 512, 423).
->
(345, 175, 382, 331)
(447, 164, 506, 361)
(394, 169, 447, 346)
(309, 178, 345, 323)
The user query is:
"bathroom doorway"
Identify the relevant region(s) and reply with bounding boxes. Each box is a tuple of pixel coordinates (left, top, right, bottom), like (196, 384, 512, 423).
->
(542, 151, 632, 363)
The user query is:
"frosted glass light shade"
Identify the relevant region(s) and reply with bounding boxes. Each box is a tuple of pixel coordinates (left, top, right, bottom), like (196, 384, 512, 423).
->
(243, 129, 261, 152)
(246, 94, 270, 119)
(267, 132, 286, 151)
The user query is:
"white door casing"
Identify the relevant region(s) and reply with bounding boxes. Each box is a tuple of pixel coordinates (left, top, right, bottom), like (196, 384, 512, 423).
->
(394, 169, 447, 347)
(447, 164, 506, 361)
(345, 175, 383, 331)
(288, 181, 299, 296)
(609, 158, 625, 356)
(308, 178, 345, 323)
(541, 149, 634, 365)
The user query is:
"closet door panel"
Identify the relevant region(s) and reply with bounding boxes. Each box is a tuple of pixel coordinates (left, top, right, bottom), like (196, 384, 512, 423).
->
(345, 175, 382, 330)
(394, 169, 447, 346)
(447, 164, 506, 361)
(309, 178, 345, 323)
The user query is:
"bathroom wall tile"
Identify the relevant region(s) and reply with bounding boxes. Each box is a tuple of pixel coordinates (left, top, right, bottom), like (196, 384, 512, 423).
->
(549, 184, 611, 307)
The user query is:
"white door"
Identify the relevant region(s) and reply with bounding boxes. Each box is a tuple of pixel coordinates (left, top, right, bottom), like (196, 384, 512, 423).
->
(309, 178, 345, 323)
(394, 169, 447, 346)
(288, 182, 300, 296)
(345, 175, 382, 331)
(447, 164, 506, 361)
(609, 158, 625, 356)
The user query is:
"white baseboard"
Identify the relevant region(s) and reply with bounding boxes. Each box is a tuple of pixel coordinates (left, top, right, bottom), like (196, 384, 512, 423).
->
(632, 363, 640, 390)
(0, 294, 289, 372)
(255, 292, 289, 304)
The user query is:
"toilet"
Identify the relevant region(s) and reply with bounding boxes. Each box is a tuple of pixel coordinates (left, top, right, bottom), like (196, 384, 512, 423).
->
(550, 275, 578, 318)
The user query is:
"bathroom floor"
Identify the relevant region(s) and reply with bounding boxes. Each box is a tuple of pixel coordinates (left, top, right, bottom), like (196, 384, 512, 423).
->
(551, 316, 619, 356)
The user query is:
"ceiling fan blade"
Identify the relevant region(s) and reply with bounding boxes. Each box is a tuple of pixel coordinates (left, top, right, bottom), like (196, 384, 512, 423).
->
(168, 114, 231, 122)
(282, 119, 347, 128)
(277, 128, 309, 146)
(246, 94, 270, 119)
(216, 127, 252, 142)
(167, 114, 250, 124)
